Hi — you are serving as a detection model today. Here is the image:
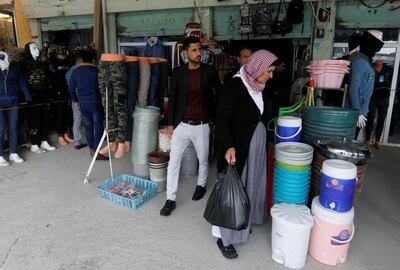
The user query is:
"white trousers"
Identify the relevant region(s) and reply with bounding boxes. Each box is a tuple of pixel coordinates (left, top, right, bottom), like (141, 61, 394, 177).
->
(166, 123, 210, 201)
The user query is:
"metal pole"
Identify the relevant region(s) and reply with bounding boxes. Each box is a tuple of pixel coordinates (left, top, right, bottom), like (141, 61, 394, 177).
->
(102, 0, 109, 53)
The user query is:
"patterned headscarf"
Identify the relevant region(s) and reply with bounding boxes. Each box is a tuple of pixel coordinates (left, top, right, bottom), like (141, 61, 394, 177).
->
(242, 50, 278, 92)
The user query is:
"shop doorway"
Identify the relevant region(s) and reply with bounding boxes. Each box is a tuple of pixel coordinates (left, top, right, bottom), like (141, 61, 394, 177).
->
(334, 28, 400, 145)
(382, 29, 400, 145)
(42, 29, 93, 50)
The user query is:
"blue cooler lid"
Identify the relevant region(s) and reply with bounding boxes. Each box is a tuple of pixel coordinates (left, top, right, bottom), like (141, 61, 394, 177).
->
(322, 159, 357, 180)
(278, 116, 302, 127)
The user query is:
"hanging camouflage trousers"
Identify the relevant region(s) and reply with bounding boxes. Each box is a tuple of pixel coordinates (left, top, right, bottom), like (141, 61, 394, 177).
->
(98, 58, 128, 142)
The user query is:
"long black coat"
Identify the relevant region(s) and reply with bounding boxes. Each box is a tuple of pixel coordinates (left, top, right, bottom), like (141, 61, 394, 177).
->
(217, 77, 268, 176)
(167, 63, 221, 128)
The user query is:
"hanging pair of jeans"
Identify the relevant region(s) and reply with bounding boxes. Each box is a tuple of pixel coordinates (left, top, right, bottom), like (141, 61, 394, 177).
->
(159, 59, 169, 106)
(148, 58, 160, 107)
(137, 58, 151, 107)
(98, 54, 128, 142)
(125, 56, 140, 142)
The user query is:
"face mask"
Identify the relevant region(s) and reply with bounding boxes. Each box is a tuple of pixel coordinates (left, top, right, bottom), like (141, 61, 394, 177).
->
(29, 43, 40, 60)
(0, 52, 9, 71)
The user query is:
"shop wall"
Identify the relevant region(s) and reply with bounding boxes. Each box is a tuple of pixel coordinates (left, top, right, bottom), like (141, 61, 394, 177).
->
(14, 0, 31, 47)
(20, 0, 266, 19)
(336, 2, 400, 28)
(117, 8, 194, 37)
(40, 15, 93, 31)
(212, 4, 313, 40)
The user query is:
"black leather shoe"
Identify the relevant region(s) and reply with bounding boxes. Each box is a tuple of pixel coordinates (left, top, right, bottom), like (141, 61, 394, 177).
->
(217, 238, 238, 259)
(192, 185, 206, 201)
(75, 143, 88, 150)
(160, 200, 176, 216)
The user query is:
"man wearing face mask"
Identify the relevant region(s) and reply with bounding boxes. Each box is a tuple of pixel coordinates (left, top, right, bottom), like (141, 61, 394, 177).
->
(347, 30, 384, 139)
(49, 47, 74, 146)
(160, 36, 221, 216)
(21, 42, 56, 153)
(0, 51, 32, 166)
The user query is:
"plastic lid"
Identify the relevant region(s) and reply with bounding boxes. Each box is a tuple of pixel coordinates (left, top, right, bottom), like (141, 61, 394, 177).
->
(322, 159, 357, 180)
(271, 203, 314, 229)
(277, 116, 302, 127)
(311, 196, 354, 224)
(275, 142, 314, 156)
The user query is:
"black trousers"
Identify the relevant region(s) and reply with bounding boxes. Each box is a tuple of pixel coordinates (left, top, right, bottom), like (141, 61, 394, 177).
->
(366, 97, 389, 142)
(28, 103, 49, 146)
(55, 99, 72, 136)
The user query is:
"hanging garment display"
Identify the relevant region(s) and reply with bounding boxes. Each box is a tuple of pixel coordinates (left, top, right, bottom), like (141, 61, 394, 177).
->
(147, 57, 161, 107)
(125, 56, 140, 142)
(98, 54, 128, 143)
(253, 0, 273, 36)
(137, 57, 151, 107)
(239, 1, 252, 35)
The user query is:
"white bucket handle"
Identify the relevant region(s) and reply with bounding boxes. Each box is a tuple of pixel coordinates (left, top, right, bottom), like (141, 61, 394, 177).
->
(275, 126, 302, 140)
(313, 216, 355, 244)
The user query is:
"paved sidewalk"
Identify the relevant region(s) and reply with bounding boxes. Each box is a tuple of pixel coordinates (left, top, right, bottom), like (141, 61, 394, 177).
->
(0, 144, 399, 270)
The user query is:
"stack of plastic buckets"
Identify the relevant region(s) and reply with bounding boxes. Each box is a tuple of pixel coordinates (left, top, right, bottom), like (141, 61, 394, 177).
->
(275, 116, 302, 143)
(309, 159, 357, 266)
(273, 142, 314, 205)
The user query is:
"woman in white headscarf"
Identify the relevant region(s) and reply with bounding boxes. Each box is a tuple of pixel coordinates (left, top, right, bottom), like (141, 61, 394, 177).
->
(214, 50, 278, 259)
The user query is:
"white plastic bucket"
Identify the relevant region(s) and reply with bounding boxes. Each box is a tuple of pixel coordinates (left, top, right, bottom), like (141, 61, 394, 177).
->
(271, 203, 314, 269)
(309, 196, 355, 266)
(151, 178, 166, 193)
(180, 142, 198, 176)
(149, 162, 168, 181)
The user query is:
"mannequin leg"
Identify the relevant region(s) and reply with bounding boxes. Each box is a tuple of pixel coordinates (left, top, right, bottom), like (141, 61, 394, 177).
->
(137, 59, 151, 107)
(7, 108, 19, 154)
(113, 61, 128, 158)
(148, 61, 160, 107)
(125, 60, 139, 147)
(28, 104, 41, 146)
(158, 61, 168, 108)
(0, 109, 6, 157)
(39, 104, 55, 150)
(98, 61, 118, 154)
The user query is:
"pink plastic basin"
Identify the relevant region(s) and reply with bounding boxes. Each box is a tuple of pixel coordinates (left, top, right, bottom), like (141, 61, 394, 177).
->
(309, 60, 351, 66)
(311, 72, 345, 88)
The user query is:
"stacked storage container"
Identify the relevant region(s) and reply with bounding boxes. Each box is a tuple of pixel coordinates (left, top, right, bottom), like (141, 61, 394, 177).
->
(309, 159, 357, 265)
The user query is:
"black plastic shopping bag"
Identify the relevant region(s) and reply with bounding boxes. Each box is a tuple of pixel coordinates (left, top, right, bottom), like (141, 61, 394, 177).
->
(203, 166, 251, 230)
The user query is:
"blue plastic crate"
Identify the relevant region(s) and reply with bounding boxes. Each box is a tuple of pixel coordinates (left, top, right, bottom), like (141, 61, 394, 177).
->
(97, 174, 158, 210)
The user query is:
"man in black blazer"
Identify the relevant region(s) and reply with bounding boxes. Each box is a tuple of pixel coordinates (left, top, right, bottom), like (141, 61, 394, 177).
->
(160, 36, 221, 216)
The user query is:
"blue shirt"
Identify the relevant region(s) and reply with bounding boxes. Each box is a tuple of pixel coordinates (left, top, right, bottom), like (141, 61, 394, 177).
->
(65, 65, 78, 87)
(68, 64, 101, 104)
(0, 63, 32, 106)
(348, 52, 375, 116)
